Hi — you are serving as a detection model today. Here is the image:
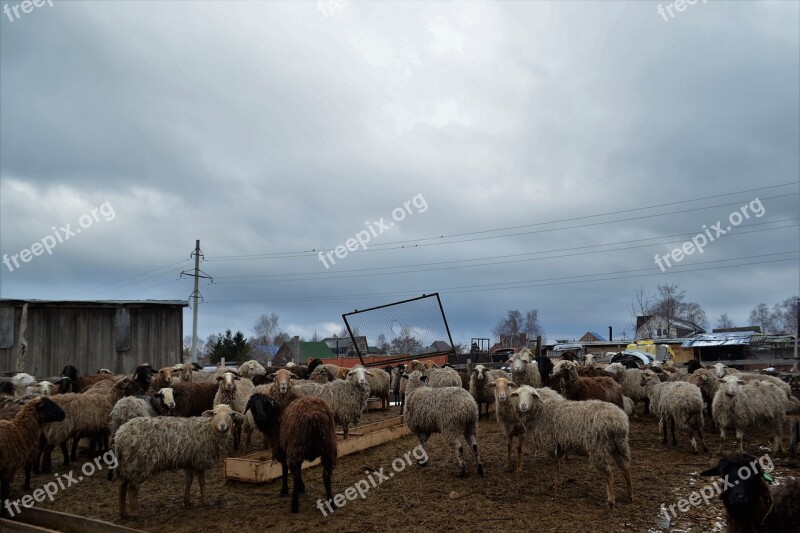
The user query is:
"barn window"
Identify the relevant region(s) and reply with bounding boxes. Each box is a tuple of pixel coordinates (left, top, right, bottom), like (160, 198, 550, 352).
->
(0, 307, 13, 349)
(115, 308, 131, 352)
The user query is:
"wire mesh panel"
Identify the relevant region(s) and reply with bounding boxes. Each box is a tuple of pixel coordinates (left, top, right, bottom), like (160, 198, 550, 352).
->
(342, 293, 455, 367)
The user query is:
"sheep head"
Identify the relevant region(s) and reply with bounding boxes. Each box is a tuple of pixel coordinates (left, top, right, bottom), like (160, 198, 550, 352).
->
(217, 371, 241, 392)
(154, 388, 176, 411)
(244, 394, 278, 433)
(510, 385, 541, 414)
(202, 403, 242, 434)
(490, 377, 517, 401)
(32, 396, 66, 424)
(700, 452, 775, 522)
(719, 374, 745, 397)
(270, 368, 298, 395)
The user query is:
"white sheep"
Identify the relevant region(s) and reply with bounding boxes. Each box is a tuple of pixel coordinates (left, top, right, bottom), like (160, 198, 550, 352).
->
(712, 375, 788, 453)
(508, 350, 542, 388)
(511, 385, 633, 508)
(640, 370, 707, 453)
(403, 370, 483, 477)
(605, 363, 650, 415)
(114, 403, 242, 517)
(213, 371, 254, 450)
(294, 366, 370, 439)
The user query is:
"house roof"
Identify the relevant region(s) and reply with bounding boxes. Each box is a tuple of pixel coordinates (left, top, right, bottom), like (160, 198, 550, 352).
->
(279, 341, 336, 359)
(681, 331, 762, 348)
(637, 314, 705, 333)
(581, 331, 607, 341)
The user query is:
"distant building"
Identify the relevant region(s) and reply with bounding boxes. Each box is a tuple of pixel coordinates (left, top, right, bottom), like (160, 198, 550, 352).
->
(274, 340, 336, 365)
(579, 331, 607, 342)
(490, 333, 529, 352)
(320, 336, 368, 356)
(711, 326, 762, 333)
(0, 299, 187, 376)
(635, 314, 705, 340)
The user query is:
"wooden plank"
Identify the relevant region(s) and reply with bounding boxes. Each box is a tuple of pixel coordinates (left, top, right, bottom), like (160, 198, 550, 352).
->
(10, 507, 145, 533)
(0, 518, 55, 533)
(225, 416, 411, 483)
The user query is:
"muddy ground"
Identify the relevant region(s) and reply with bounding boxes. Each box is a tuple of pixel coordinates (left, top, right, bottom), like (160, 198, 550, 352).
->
(11, 406, 800, 532)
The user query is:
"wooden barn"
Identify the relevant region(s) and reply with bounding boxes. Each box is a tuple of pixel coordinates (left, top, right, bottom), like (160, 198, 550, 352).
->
(0, 299, 187, 377)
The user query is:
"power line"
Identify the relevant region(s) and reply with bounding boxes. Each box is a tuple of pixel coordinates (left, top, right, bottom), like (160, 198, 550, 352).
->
(204, 251, 799, 304)
(212, 218, 797, 284)
(205, 186, 799, 261)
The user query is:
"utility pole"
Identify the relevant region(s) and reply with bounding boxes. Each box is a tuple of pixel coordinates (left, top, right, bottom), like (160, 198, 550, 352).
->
(181, 240, 212, 364)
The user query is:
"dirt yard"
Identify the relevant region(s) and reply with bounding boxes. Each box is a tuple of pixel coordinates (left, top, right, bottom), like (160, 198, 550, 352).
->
(15, 407, 800, 532)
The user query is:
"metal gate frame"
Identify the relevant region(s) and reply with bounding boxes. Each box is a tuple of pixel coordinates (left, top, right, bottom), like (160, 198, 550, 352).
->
(341, 293, 456, 368)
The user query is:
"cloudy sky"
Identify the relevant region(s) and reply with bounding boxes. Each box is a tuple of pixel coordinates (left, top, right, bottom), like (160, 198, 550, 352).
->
(1, 0, 798, 348)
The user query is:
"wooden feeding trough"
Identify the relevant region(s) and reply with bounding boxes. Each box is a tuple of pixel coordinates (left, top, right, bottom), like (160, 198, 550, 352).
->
(2, 507, 144, 533)
(224, 415, 410, 483)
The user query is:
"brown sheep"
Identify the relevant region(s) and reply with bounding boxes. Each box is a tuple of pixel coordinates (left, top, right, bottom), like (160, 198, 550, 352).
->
(552, 360, 624, 408)
(171, 381, 218, 417)
(0, 397, 65, 517)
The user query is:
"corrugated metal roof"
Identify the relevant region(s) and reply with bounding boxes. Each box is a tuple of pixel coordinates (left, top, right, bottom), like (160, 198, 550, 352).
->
(681, 331, 759, 348)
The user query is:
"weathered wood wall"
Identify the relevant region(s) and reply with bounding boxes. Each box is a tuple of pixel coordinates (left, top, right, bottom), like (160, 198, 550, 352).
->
(0, 301, 186, 377)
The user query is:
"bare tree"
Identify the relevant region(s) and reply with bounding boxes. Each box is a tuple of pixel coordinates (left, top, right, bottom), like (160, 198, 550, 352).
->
(716, 314, 736, 329)
(772, 296, 799, 334)
(376, 333, 390, 353)
(522, 309, 545, 341)
(493, 310, 524, 349)
(629, 285, 655, 337)
(253, 313, 281, 345)
(749, 303, 776, 334)
(391, 326, 421, 354)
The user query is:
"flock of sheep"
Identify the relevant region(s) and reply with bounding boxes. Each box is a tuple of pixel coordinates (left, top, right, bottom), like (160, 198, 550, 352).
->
(1, 351, 799, 531)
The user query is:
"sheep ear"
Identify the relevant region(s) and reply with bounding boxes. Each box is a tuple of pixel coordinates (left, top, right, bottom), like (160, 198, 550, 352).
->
(510, 391, 519, 397)
(289, 373, 299, 379)
(508, 382, 517, 388)
(400, 374, 408, 380)
(230, 411, 243, 422)
(488, 382, 497, 388)
(216, 375, 224, 381)
(700, 466, 720, 477)
(234, 376, 241, 380)
(420, 376, 428, 382)
(365, 371, 374, 377)
(201, 410, 214, 418)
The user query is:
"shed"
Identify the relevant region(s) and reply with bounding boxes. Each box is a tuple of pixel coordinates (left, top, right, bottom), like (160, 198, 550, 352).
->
(0, 299, 187, 377)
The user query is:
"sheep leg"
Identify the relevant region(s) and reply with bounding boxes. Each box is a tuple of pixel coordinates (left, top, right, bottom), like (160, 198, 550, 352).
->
(450, 436, 467, 477)
(735, 428, 744, 452)
(552, 453, 564, 490)
(342, 423, 349, 440)
(613, 454, 633, 503)
(604, 464, 616, 509)
(290, 461, 303, 513)
(772, 426, 782, 454)
(60, 441, 69, 466)
(279, 459, 289, 495)
(696, 426, 708, 453)
(23, 462, 32, 491)
(515, 436, 524, 473)
(643, 397, 650, 416)
(717, 426, 727, 454)
(129, 484, 139, 518)
(70, 435, 79, 461)
(322, 461, 335, 510)
(183, 469, 194, 506)
(196, 470, 208, 506)
(415, 433, 429, 465)
(119, 479, 128, 517)
(468, 431, 483, 475)
(670, 417, 677, 446)
(659, 417, 667, 445)
(233, 420, 241, 451)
